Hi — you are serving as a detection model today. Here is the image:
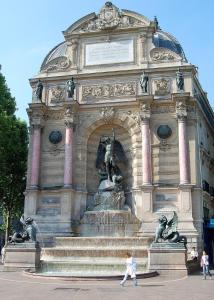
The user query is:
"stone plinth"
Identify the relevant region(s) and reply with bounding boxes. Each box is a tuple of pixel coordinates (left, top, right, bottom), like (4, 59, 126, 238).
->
(148, 242, 187, 276)
(3, 242, 41, 271)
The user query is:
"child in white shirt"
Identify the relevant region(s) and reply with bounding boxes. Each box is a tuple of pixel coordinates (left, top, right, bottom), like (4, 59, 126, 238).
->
(120, 252, 137, 287)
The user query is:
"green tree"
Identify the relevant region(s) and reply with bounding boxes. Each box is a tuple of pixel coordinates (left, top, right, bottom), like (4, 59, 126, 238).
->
(0, 69, 28, 244)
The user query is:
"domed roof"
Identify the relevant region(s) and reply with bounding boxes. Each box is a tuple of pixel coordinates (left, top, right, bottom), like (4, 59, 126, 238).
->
(40, 42, 68, 70)
(152, 30, 187, 61)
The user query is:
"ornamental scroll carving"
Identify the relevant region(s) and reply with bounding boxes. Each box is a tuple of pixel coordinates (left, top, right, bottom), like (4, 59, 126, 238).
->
(82, 82, 136, 100)
(74, 3, 146, 33)
(154, 78, 170, 96)
(126, 111, 141, 127)
(41, 56, 71, 72)
(100, 106, 115, 123)
(50, 86, 65, 103)
(150, 48, 178, 61)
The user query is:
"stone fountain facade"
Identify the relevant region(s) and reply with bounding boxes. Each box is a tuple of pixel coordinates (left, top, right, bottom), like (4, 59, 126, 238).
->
(24, 1, 214, 260)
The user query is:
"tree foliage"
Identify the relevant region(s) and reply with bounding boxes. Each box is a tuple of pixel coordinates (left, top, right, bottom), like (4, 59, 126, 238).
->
(0, 69, 28, 243)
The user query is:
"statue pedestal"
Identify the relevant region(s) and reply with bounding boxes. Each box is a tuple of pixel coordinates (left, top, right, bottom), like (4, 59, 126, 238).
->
(148, 242, 187, 276)
(80, 210, 141, 237)
(3, 242, 41, 271)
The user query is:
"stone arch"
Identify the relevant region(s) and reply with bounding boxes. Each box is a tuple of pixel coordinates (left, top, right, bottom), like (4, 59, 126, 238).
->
(73, 111, 142, 206)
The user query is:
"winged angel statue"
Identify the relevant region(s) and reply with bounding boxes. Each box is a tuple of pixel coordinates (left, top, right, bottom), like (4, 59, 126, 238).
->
(155, 212, 187, 245)
(95, 129, 127, 187)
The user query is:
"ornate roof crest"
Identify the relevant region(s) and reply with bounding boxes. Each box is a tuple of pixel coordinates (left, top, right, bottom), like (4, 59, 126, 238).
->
(97, 2, 121, 30)
(64, 2, 149, 35)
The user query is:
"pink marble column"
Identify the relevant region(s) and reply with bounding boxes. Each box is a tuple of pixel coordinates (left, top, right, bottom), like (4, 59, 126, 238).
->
(30, 125, 41, 187)
(64, 122, 73, 187)
(178, 117, 190, 184)
(141, 119, 152, 185)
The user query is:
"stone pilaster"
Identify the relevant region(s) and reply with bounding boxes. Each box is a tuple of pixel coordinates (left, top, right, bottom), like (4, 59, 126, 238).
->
(67, 39, 78, 66)
(28, 104, 46, 188)
(140, 33, 147, 62)
(173, 93, 190, 185)
(64, 108, 75, 187)
(139, 101, 152, 186)
(137, 96, 154, 221)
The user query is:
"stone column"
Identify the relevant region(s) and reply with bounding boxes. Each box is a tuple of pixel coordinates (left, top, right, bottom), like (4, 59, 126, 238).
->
(140, 104, 152, 185)
(30, 124, 42, 187)
(176, 102, 190, 184)
(64, 109, 74, 187)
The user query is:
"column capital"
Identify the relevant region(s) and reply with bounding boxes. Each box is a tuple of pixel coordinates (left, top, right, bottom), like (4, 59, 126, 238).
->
(176, 101, 188, 121)
(139, 103, 151, 122)
(65, 120, 74, 128)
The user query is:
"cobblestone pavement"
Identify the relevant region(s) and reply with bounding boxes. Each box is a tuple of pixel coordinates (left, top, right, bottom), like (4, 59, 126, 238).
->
(0, 266, 213, 300)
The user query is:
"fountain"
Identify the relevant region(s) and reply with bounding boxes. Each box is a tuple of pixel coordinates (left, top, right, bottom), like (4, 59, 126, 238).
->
(32, 130, 155, 278)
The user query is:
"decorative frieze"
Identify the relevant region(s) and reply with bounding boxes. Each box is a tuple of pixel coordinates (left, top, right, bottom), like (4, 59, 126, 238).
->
(82, 82, 136, 100)
(151, 105, 175, 114)
(45, 110, 64, 120)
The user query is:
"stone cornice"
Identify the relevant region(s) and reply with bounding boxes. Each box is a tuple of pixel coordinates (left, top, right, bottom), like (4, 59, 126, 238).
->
(29, 65, 196, 84)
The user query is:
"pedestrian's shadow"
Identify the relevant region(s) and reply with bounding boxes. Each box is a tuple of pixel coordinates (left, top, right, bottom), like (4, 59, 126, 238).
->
(139, 284, 164, 287)
(54, 288, 90, 291)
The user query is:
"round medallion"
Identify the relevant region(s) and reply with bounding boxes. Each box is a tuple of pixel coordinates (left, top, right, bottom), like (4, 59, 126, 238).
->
(157, 125, 172, 139)
(49, 130, 62, 144)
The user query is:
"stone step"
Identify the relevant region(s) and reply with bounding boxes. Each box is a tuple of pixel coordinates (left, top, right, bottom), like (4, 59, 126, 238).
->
(54, 236, 152, 247)
(39, 259, 148, 276)
(41, 247, 148, 258)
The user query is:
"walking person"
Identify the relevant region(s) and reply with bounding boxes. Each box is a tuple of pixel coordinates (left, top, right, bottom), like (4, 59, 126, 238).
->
(120, 252, 137, 287)
(201, 250, 212, 280)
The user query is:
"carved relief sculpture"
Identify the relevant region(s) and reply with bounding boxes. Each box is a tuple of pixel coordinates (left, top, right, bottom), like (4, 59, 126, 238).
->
(82, 82, 136, 100)
(100, 106, 115, 123)
(75, 2, 146, 33)
(154, 78, 170, 96)
(42, 56, 71, 72)
(150, 49, 176, 61)
(50, 86, 64, 103)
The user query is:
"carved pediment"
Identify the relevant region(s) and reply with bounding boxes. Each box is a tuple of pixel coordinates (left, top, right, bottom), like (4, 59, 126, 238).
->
(64, 3, 150, 35)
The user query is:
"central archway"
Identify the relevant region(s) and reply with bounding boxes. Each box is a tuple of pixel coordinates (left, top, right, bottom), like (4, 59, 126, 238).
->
(86, 123, 133, 208)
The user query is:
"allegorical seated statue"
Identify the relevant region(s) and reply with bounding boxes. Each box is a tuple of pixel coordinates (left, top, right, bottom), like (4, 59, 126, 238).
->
(96, 129, 127, 189)
(8, 215, 37, 244)
(154, 211, 187, 245)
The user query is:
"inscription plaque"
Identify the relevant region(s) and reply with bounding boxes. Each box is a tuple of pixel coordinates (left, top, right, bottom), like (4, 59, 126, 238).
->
(85, 39, 134, 66)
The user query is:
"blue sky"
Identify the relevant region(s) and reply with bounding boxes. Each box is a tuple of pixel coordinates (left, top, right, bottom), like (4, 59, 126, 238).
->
(0, 0, 213, 122)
